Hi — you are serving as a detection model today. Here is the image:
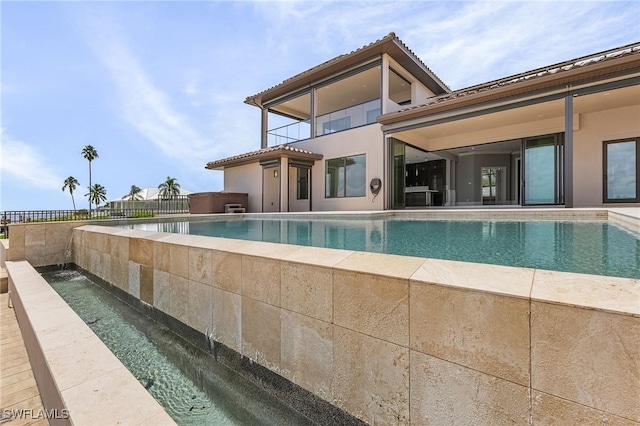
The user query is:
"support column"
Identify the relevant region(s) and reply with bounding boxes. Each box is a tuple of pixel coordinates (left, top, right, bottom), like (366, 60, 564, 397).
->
(310, 89, 316, 140)
(280, 158, 288, 212)
(564, 94, 574, 207)
(261, 108, 268, 149)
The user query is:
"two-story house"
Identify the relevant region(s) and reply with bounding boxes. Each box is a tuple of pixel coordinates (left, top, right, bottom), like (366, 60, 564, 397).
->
(206, 33, 640, 212)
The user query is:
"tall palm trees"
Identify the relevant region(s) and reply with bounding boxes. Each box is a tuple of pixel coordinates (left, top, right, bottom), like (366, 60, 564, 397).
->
(158, 176, 181, 199)
(82, 145, 99, 214)
(86, 184, 107, 209)
(62, 176, 80, 211)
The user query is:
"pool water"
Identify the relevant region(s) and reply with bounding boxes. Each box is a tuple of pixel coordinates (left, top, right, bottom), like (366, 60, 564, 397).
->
(43, 269, 315, 426)
(127, 218, 640, 279)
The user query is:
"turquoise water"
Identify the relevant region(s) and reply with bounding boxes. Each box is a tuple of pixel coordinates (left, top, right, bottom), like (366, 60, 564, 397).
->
(127, 218, 640, 279)
(43, 270, 314, 426)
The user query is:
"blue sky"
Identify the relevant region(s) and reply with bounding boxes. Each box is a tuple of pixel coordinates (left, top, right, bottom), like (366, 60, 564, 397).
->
(1, 1, 639, 211)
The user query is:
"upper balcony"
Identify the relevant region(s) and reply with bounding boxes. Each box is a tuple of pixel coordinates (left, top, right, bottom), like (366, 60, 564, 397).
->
(264, 64, 415, 147)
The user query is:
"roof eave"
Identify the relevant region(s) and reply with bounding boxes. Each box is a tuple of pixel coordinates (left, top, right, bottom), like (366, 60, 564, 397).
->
(379, 52, 640, 126)
(245, 33, 450, 109)
(205, 149, 323, 171)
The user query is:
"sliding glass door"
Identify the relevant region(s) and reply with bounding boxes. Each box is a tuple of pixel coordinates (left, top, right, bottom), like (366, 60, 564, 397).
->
(604, 138, 639, 202)
(523, 134, 564, 205)
(391, 139, 405, 209)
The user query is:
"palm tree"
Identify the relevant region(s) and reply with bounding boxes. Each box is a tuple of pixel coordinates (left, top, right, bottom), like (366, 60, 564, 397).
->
(158, 176, 181, 199)
(86, 184, 107, 212)
(62, 176, 80, 211)
(81, 145, 99, 213)
(125, 185, 143, 201)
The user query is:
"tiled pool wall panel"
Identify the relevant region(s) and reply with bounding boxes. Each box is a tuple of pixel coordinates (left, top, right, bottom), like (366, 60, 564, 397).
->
(56, 264, 366, 426)
(64, 224, 639, 425)
(5, 260, 177, 426)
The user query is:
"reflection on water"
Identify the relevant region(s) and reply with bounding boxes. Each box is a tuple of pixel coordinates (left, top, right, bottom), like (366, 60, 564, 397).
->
(124, 219, 640, 279)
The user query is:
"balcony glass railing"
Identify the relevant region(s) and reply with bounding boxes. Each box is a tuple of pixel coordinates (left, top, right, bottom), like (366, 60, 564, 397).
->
(265, 99, 382, 147)
(267, 120, 311, 146)
(316, 99, 380, 137)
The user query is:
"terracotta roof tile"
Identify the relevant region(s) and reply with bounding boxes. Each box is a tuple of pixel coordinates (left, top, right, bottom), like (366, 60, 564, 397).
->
(394, 42, 640, 113)
(205, 144, 323, 170)
(245, 32, 450, 106)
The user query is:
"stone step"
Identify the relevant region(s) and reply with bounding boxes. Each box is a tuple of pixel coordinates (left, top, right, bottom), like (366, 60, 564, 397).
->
(224, 204, 246, 213)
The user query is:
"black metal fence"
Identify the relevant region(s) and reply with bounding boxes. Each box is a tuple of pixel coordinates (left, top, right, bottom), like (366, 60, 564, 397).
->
(108, 195, 190, 214)
(1, 196, 190, 238)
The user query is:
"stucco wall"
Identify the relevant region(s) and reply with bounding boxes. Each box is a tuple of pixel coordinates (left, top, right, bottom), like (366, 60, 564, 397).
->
(294, 124, 385, 211)
(573, 104, 640, 207)
(224, 163, 263, 213)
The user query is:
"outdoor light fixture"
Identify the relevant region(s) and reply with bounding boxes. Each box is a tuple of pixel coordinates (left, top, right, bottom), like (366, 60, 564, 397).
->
(274, 169, 279, 178)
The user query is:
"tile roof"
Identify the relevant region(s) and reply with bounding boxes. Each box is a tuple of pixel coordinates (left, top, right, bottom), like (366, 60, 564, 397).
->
(205, 144, 323, 170)
(245, 32, 450, 107)
(380, 42, 640, 124)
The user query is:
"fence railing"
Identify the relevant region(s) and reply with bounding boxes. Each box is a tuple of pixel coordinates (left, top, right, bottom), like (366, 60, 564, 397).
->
(1, 196, 190, 238)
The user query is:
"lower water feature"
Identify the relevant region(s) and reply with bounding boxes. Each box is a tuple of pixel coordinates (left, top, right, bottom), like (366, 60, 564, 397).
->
(42, 269, 316, 426)
(125, 218, 640, 279)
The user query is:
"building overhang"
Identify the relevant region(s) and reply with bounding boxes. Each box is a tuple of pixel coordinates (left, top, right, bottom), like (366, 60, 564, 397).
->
(379, 43, 640, 133)
(245, 32, 450, 109)
(205, 144, 323, 171)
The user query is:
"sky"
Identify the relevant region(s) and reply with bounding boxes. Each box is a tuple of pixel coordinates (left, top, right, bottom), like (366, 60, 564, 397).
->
(1, 0, 639, 211)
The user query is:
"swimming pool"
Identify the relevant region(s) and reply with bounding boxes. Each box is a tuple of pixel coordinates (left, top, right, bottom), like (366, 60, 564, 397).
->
(124, 217, 640, 279)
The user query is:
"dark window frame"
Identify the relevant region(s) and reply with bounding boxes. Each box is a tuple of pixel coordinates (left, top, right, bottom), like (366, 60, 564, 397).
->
(296, 167, 309, 200)
(603, 137, 640, 203)
(325, 154, 366, 198)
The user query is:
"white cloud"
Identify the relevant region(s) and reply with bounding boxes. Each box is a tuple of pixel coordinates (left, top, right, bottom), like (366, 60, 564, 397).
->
(407, 2, 639, 89)
(77, 11, 227, 173)
(254, 1, 639, 91)
(0, 131, 62, 191)
(184, 69, 203, 106)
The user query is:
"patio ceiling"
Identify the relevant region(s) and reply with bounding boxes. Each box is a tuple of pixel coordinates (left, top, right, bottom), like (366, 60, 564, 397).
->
(389, 84, 639, 153)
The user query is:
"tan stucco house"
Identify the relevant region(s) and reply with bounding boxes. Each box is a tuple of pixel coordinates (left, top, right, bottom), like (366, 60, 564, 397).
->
(206, 33, 640, 212)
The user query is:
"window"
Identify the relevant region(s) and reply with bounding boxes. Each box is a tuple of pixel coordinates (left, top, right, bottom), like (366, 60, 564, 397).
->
(604, 138, 639, 202)
(323, 117, 351, 135)
(297, 168, 309, 200)
(326, 154, 366, 198)
(389, 69, 412, 105)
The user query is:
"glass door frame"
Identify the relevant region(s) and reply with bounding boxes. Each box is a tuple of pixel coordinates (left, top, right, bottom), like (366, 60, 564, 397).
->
(603, 137, 640, 203)
(390, 138, 406, 209)
(522, 133, 564, 206)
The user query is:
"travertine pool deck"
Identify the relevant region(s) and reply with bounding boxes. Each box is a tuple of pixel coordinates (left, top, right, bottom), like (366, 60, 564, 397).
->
(0, 292, 48, 426)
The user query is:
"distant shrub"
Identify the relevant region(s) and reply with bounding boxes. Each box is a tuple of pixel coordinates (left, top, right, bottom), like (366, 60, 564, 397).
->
(127, 211, 155, 218)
